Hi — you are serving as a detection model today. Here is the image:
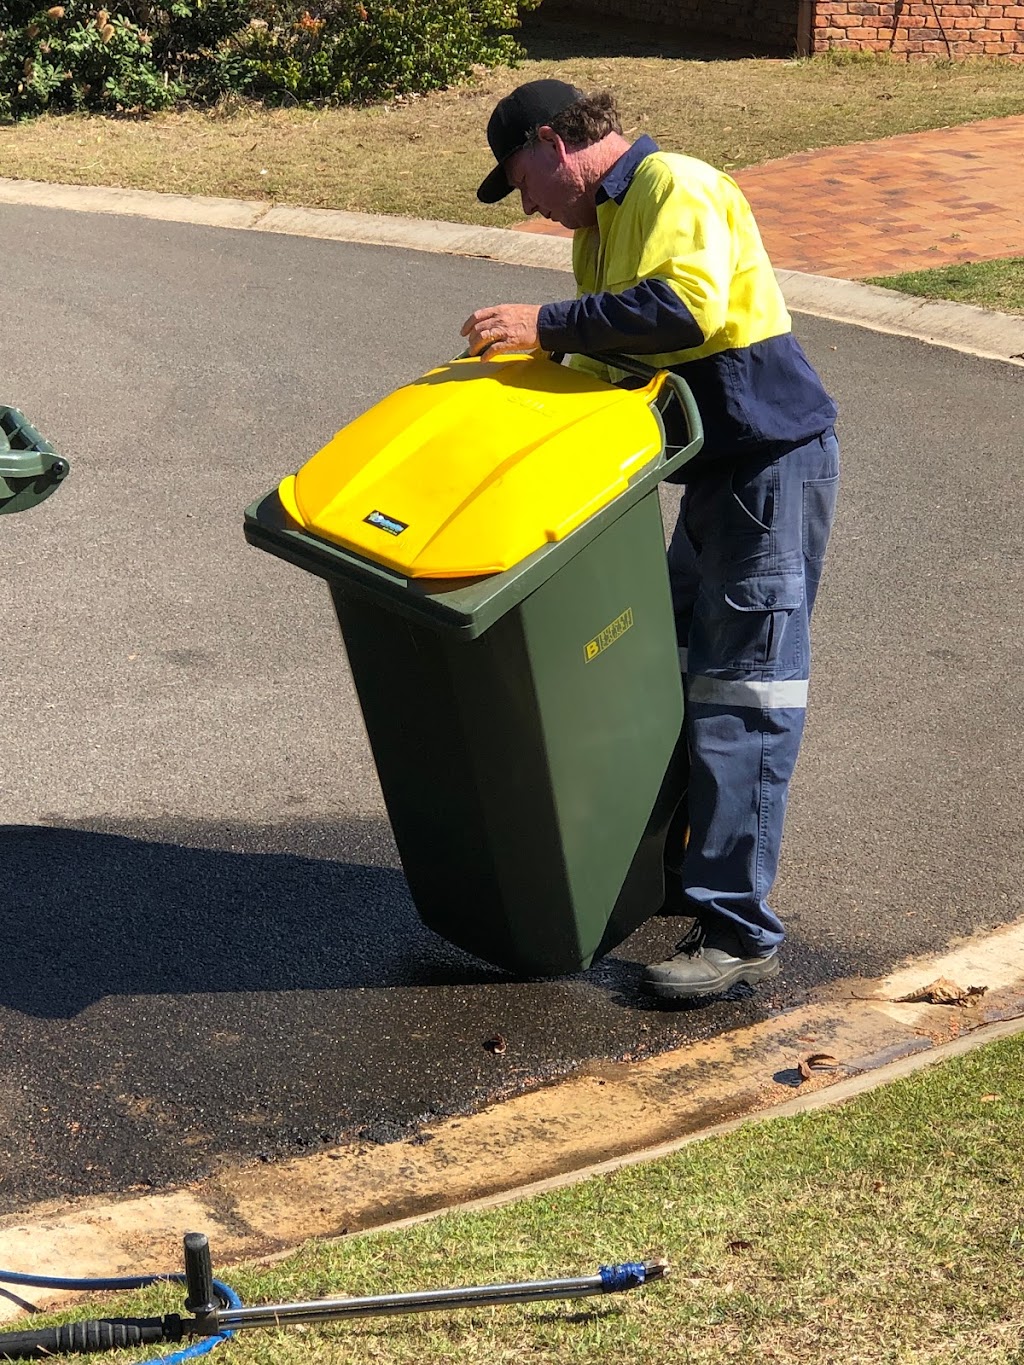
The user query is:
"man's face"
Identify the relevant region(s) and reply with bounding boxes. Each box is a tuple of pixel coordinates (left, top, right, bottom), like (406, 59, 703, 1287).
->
(504, 129, 597, 230)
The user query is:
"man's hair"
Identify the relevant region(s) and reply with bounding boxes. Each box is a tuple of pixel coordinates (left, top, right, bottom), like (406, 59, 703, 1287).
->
(524, 91, 622, 151)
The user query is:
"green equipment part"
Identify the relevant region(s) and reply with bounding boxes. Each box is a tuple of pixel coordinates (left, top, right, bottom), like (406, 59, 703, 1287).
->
(0, 406, 69, 515)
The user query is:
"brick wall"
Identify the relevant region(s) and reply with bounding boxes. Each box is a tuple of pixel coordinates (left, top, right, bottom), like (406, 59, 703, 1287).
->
(809, 1, 1024, 60)
(555, 0, 1022, 60)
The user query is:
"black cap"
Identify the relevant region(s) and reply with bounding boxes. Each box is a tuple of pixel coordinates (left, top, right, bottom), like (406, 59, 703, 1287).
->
(476, 79, 584, 203)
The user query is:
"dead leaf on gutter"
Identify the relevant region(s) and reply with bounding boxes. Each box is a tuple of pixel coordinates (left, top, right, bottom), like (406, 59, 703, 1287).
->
(894, 977, 987, 1007)
(798, 1053, 841, 1081)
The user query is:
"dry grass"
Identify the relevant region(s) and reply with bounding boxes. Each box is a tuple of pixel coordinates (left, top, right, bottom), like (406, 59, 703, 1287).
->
(3, 13, 1024, 224)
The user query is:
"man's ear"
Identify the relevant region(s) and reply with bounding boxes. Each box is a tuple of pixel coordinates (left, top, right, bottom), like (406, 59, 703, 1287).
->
(535, 125, 568, 161)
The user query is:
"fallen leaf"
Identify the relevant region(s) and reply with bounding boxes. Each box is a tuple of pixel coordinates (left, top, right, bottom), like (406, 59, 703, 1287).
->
(979, 1093, 1000, 1103)
(894, 977, 987, 1006)
(798, 1053, 841, 1081)
(483, 1034, 507, 1055)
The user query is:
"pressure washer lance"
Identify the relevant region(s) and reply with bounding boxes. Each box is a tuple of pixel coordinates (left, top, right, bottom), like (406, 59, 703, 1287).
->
(0, 1233, 670, 1360)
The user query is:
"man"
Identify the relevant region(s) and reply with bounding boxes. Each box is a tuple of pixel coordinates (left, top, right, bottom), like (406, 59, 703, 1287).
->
(463, 80, 839, 1002)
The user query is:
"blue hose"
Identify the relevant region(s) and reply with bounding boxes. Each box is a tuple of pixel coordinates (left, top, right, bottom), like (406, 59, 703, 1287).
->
(598, 1262, 647, 1292)
(0, 1268, 241, 1363)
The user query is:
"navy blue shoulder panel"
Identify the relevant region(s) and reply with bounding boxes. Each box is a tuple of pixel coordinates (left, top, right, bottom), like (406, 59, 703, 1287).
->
(664, 333, 838, 471)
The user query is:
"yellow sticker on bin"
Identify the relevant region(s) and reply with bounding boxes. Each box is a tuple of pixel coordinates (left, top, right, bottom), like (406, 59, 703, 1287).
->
(279, 354, 669, 579)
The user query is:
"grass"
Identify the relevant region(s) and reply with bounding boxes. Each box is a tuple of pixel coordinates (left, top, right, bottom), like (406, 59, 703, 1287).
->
(867, 258, 1024, 316)
(4, 13, 1024, 225)
(16, 1029, 1024, 1364)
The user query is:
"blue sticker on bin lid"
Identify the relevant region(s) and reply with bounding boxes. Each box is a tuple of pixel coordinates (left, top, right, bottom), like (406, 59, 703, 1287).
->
(364, 510, 408, 536)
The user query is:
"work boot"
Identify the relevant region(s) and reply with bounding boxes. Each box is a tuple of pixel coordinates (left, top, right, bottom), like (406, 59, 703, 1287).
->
(642, 920, 780, 1001)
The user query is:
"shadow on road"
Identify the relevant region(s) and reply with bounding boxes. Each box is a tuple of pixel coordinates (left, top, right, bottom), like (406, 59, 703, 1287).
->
(0, 817, 858, 1022)
(0, 819, 860, 1209)
(0, 819, 510, 1019)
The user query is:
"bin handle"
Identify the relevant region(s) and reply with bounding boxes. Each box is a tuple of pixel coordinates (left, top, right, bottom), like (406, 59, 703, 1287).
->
(581, 351, 701, 455)
(0, 449, 65, 480)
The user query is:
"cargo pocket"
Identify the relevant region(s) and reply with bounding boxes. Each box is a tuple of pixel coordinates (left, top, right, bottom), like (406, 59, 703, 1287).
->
(701, 572, 804, 672)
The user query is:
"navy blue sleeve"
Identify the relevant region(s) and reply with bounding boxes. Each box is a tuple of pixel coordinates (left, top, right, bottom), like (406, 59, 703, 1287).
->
(537, 278, 705, 355)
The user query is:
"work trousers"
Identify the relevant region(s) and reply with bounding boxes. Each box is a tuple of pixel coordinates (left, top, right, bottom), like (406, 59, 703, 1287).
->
(667, 427, 840, 954)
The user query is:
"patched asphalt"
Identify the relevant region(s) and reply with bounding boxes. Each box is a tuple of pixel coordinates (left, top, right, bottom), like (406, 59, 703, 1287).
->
(0, 206, 1020, 1212)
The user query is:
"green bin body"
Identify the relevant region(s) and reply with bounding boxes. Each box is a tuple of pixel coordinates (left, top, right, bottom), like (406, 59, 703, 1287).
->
(244, 360, 702, 976)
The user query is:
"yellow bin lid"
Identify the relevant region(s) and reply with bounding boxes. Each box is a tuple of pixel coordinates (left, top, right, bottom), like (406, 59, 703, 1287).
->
(277, 354, 668, 579)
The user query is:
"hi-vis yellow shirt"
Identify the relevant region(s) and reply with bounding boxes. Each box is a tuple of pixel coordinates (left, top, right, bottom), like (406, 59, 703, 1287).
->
(536, 137, 837, 461)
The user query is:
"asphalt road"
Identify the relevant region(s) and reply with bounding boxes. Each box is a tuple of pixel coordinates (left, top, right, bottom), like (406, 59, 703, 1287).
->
(0, 206, 1020, 1212)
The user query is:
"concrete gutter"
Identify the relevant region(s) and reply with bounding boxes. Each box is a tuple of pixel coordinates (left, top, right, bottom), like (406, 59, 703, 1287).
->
(777, 269, 1024, 368)
(2, 176, 1024, 365)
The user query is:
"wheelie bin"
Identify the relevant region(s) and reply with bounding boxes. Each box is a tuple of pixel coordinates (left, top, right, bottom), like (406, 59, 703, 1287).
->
(244, 352, 702, 976)
(0, 406, 69, 515)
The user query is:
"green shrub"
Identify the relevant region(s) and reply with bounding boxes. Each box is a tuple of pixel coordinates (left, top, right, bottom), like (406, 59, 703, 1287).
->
(220, 0, 535, 105)
(0, 0, 535, 117)
(0, 1, 175, 116)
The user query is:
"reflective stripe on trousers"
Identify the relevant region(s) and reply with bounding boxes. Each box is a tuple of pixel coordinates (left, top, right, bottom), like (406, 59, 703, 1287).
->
(667, 427, 840, 954)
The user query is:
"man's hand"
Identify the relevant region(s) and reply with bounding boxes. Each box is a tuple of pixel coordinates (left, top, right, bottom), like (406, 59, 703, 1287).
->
(461, 304, 542, 357)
